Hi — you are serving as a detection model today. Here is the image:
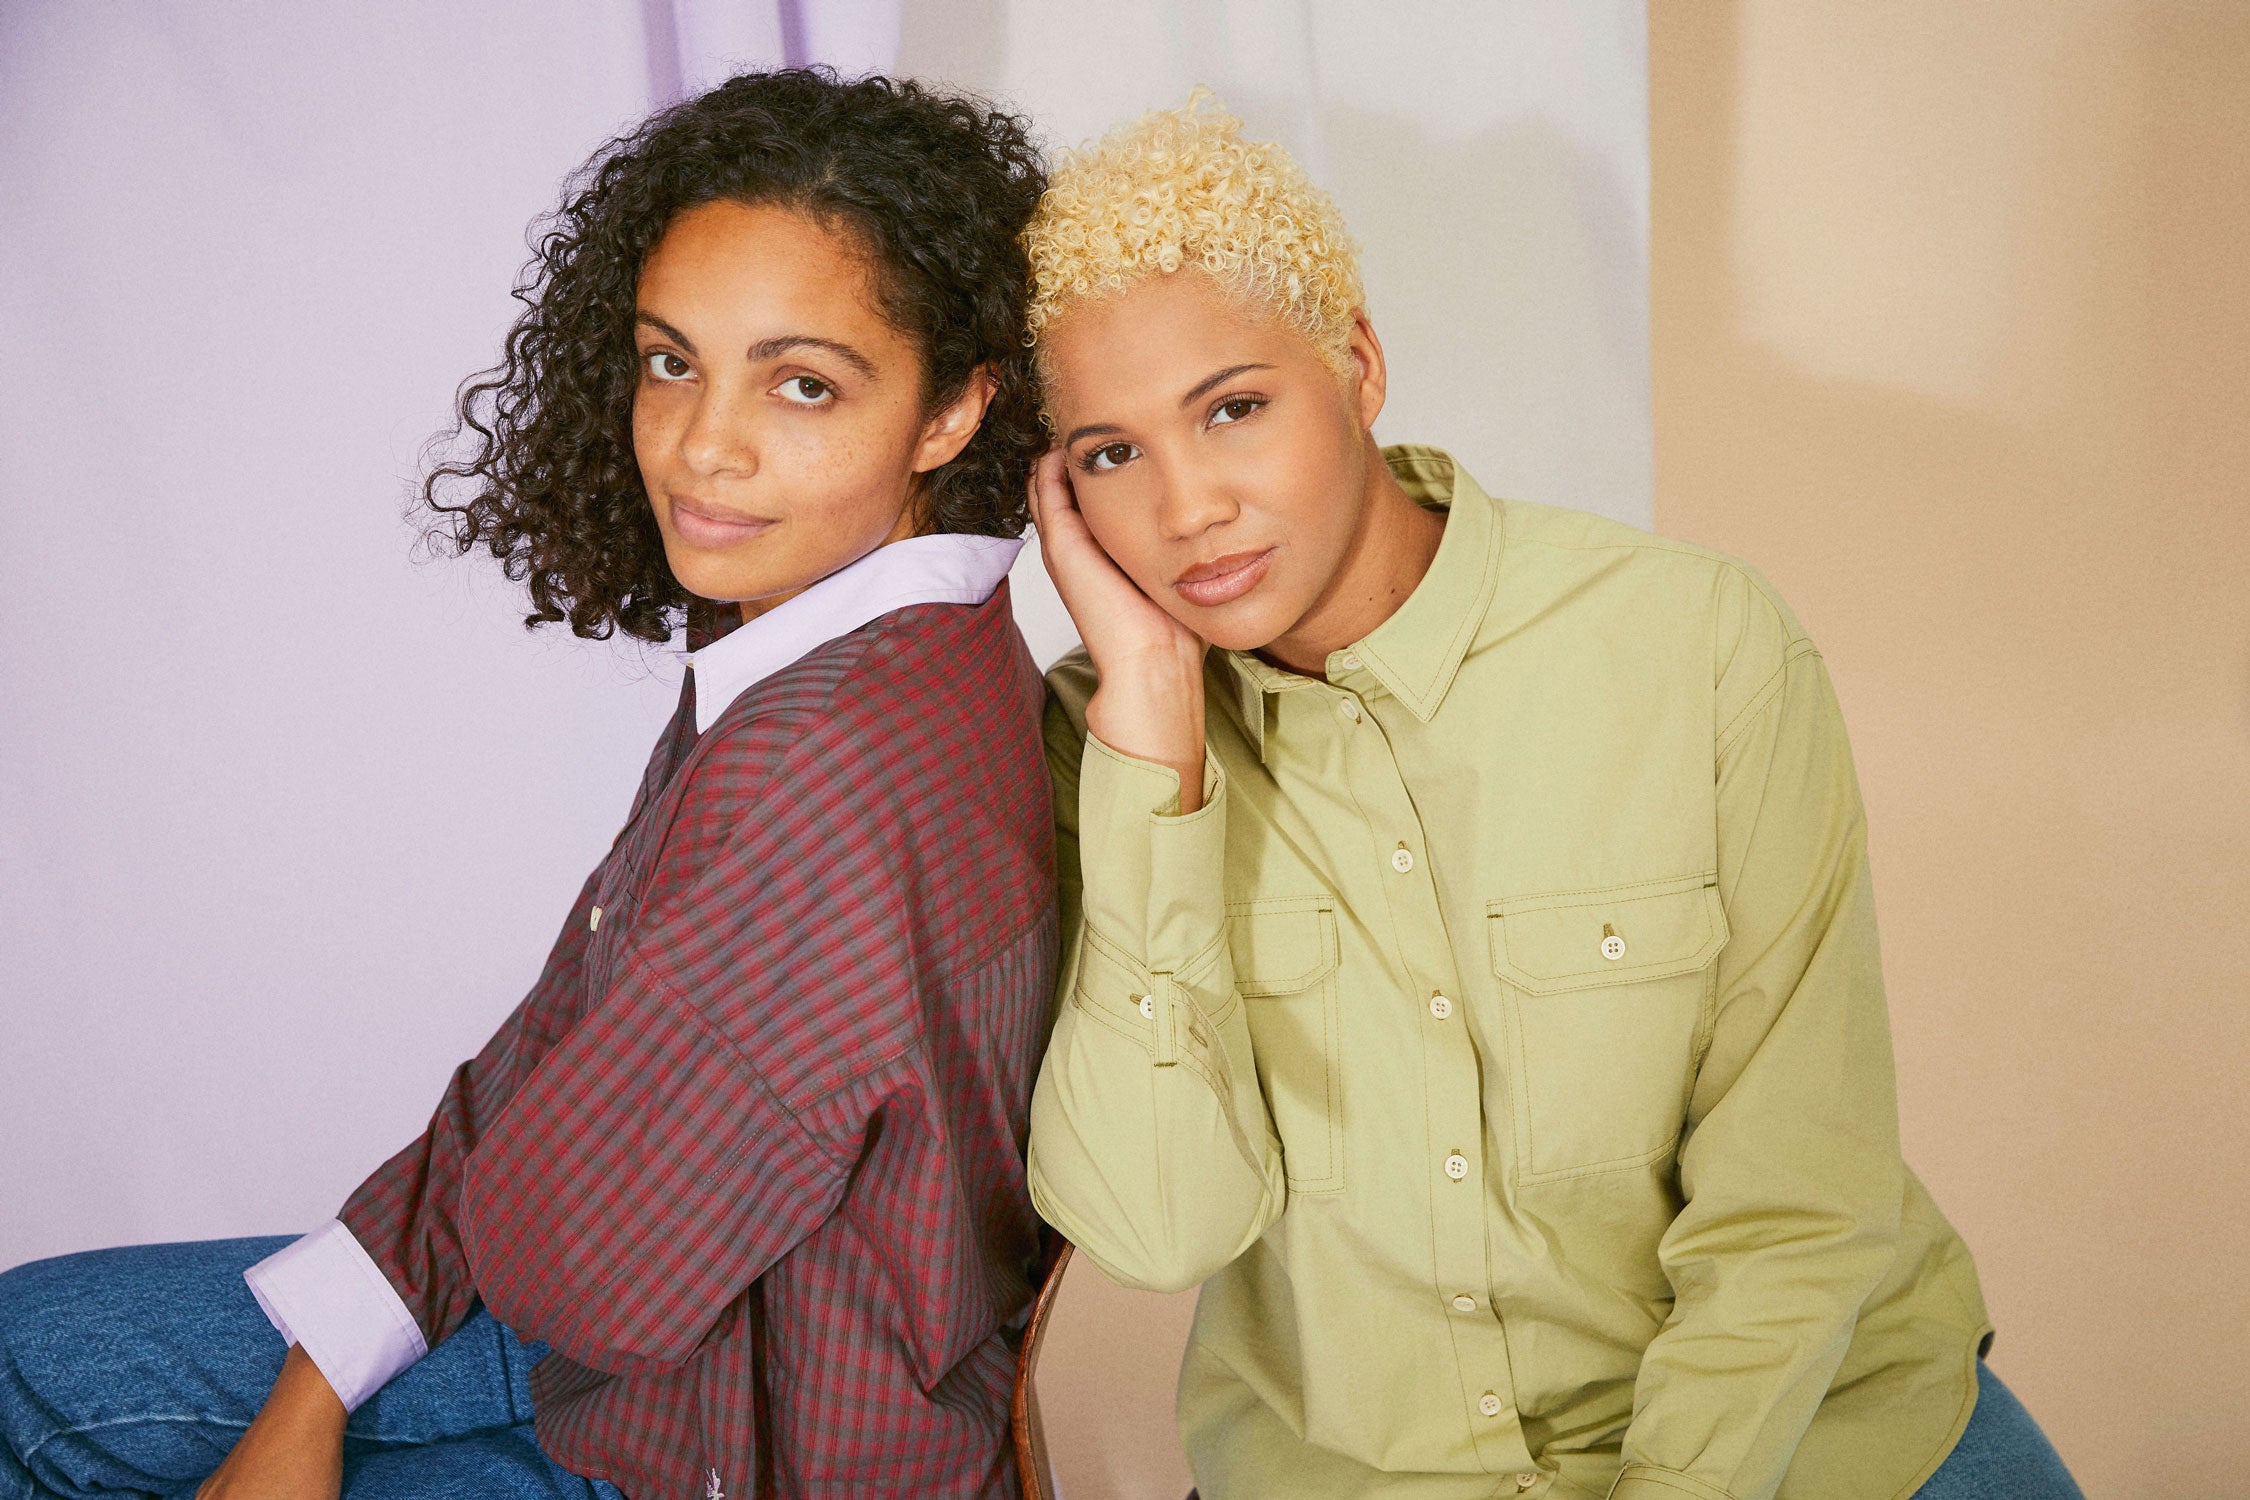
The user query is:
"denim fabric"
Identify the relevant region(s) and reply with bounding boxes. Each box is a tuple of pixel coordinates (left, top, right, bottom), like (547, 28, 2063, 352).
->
(1912, 1361, 2084, 1500)
(0, 1238, 621, 1500)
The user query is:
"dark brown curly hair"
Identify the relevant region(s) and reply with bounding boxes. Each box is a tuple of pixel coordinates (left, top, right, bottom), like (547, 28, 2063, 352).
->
(420, 69, 1048, 643)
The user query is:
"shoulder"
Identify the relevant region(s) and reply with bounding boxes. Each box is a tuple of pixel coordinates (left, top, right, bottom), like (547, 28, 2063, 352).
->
(1040, 646, 1100, 783)
(1044, 647, 1098, 732)
(1503, 499, 1803, 632)
(1497, 497, 1814, 714)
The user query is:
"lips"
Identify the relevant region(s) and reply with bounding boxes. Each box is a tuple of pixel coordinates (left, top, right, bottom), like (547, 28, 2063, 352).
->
(1172, 547, 1275, 609)
(668, 494, 776, 550)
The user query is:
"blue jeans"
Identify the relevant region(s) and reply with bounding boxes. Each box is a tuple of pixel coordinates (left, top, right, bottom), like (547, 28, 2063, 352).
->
(2, 1239, 2077, 1500)
(1912, 1359, 2083, 1499)
(0, 1238, 622, 1500)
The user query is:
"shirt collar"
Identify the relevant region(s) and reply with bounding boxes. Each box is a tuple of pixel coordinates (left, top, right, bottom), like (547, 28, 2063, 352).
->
(1213, 445, 1503, 761)
(685, 532, 1024, 733)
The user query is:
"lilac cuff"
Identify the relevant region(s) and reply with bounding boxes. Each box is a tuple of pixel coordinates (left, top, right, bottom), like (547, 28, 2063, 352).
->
(243, 1219, 428, 1411)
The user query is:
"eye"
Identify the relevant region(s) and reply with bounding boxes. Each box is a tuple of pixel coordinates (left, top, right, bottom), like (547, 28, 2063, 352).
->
(776, 375, 833, 405)
(1209, 396, 1264, 427)
(644, 351, 693, 382)
(1083, 441, 1140, 472)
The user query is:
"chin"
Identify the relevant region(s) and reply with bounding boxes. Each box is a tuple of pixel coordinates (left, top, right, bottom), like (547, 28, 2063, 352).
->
(663, 552, 757, 607)
(1177, 598, 1295, 655)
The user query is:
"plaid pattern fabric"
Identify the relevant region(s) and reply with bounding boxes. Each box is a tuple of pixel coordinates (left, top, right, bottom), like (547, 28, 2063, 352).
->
(339, 586, 1056, 1499)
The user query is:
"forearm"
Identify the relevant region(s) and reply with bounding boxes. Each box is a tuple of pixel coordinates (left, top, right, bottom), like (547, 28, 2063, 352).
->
(1027, 723, 1285, 1290)
(1028, 926, 1284, 1292)
(261, 1345, 347, 1437)
(1082, 641, 1206, 815)
(196, 1346, 345, 1500)
(1619, 645, 1907, 1499)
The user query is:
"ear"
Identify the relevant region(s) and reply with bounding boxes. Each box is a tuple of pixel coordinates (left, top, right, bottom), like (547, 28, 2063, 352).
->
(1344, 310, 1387, 431)
(910, 364, 998, 475)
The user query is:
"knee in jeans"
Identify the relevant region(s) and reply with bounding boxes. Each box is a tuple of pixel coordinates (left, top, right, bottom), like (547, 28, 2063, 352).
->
(0, 1251, 114, 1391)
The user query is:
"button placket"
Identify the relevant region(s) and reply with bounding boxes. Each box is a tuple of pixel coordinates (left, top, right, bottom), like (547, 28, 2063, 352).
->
(1329, 699, 1530, 1472)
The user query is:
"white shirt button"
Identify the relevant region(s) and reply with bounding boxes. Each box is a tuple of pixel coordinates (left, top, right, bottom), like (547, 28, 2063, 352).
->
(589, 905, 603, 932)
(1338, 698, 1362, 723)
(1451, 1293, 1476, 1312)
(1391, 846, 1415, 873)
(1428, 992, 1453, 1020)
(1444, 1153, 1469, 1180)
(1136, 994, 1154, 1019)
(1516, 1474, 1539, 1490)
(1478, 1392, 1503, 1417)
(1601, 932, 1626, 961)
(1338, 652, 1363, 672)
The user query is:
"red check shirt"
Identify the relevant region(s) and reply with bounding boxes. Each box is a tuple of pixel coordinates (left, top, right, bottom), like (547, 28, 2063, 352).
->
(338, 586, 1056, 1499)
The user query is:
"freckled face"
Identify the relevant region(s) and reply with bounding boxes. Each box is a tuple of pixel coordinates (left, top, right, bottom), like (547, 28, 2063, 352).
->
(631, 200, 941, 611)
(1038, 269, 1375, 652)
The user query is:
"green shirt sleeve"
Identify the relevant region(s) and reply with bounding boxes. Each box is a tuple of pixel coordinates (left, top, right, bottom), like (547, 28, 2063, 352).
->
(1615, 631, 1906, 1500)
(1026, 690, 1288, 1293)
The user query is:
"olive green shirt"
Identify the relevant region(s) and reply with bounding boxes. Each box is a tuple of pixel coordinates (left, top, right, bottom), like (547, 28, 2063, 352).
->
(1027, 447, 1991, 1500)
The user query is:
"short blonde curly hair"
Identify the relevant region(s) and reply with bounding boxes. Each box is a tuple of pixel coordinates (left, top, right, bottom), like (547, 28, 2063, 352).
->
(1023, 90, 1364, 377)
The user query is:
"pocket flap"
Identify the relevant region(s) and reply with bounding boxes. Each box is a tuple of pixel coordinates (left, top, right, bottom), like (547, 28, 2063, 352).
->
(1488, 874, 1728, 994)
(1224, 897, 1339, 996)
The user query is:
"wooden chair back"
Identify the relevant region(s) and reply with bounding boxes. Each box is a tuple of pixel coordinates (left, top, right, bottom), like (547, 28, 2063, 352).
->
(1012, 1235, 1075, 1499)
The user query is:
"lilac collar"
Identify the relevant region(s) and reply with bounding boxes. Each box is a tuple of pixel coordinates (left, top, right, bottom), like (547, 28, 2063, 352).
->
(685, 533, 1024, 733)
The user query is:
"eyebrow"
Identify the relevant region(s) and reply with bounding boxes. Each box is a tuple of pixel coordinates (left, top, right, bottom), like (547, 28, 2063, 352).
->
(635, 312, 697, 356)
(1181, 362, 1274, 406)
(1062, 362, 1279, 450)
(1062, 421, 1123, 449)
(633, 315, 879, 381)
(745, 334, 878, 380)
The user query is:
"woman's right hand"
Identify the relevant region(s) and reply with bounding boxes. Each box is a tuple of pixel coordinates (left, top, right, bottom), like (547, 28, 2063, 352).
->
(1027, 450, 1210, 810)
(196, 1345, 345, 1500)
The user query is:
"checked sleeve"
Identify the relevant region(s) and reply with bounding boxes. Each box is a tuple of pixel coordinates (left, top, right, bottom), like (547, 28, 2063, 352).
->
(449, 700, 939, 1383)
(324, 697, 693, 1381)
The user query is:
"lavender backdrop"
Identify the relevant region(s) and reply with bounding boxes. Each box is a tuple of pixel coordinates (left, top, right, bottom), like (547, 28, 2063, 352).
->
(0, 0, 1648, 1289)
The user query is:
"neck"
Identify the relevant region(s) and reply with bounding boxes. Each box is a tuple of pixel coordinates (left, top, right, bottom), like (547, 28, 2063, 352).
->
(737, 493, 927, 626)
(1258, 436, 1444, 675)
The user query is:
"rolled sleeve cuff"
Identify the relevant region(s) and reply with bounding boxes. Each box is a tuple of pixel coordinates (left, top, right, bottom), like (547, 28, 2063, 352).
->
(243, 1218, 428, 1411)
(1078, 733, 1229, 967)
(1607, 1466, 1740, 1500)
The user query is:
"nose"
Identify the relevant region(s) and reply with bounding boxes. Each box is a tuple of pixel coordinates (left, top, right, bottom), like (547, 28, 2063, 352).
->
(1154, 462, 1240, 542)
(676, 381, 758, 479)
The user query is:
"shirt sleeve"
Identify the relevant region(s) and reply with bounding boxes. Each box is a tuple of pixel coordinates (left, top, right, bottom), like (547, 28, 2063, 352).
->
(1614, 634, 1906, 1500)
(324, 693, 696, 1386)
(242, 1218, 427, 1411)
(1025, 690, 1287, 1294)
(440, 708, 919, 1376)
(329, 866, 606, 1365)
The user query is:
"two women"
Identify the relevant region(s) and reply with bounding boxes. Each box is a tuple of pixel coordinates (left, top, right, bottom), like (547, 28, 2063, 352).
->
(0, 71, 2076, 1500)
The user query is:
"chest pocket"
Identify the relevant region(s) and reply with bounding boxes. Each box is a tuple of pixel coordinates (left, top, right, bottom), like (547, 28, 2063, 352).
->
(1227, 897, 1345, 1195)
(1488, 873, 1729, 1183)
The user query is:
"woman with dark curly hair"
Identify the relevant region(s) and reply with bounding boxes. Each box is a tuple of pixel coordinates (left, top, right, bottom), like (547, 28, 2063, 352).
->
(0, 70, 1056, 1500)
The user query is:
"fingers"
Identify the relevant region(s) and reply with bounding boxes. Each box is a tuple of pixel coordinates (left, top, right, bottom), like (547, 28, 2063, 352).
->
(1027, 448, 1075, 535)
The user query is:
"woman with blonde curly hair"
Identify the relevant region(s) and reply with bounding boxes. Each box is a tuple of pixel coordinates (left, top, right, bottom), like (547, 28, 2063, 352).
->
(1021, 94, 2079, 1500)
